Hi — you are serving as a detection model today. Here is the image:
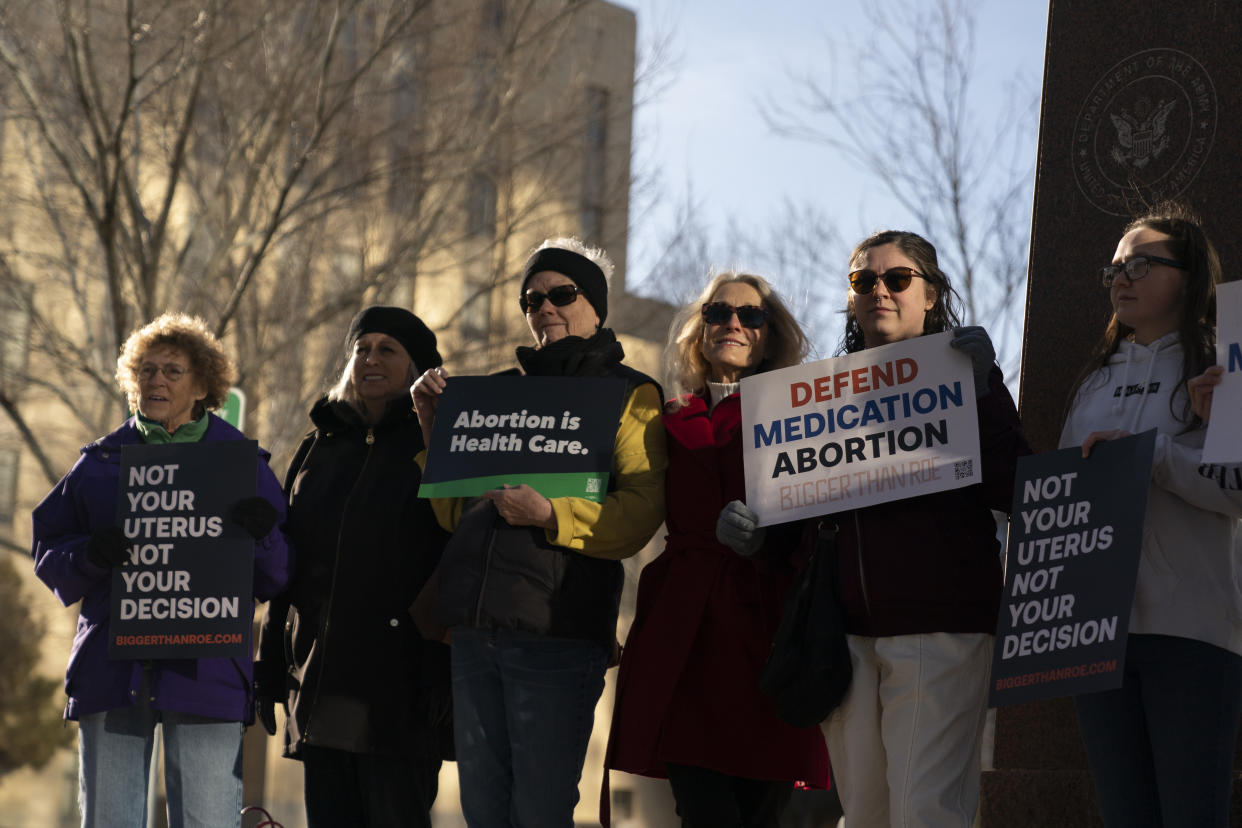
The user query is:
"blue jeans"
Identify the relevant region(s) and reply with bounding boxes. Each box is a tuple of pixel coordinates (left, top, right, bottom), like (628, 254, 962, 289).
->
(1074, 634, 1242, 828)
(78, 676, 243, 828)
(451, 628, 607, 828)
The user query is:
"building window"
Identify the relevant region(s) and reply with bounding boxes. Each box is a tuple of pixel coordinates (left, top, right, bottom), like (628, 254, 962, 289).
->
(0, 447, 18, 526)
(581, 86, 608, 243)
(388, 53, 420, 211)
(466, 172, 497, 238)
(0, 285, 30, 393)
(482, 0, 504, 33)
(459, 281, 492, 342)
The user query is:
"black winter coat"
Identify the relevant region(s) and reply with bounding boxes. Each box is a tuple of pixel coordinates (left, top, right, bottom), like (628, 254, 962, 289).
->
(256, 397, 450, 759)
(435, 332, 660, 652)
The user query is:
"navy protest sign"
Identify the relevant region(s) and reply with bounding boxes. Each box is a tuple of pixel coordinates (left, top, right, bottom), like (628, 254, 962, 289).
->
(110, 440, 257, 660)
(418, 375, 627, 502)
(988, 430, 1155, 707)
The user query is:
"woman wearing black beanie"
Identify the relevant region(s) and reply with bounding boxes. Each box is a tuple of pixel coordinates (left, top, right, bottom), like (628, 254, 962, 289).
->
(256, 306, 452, 828)
(412, 238, 668, 827)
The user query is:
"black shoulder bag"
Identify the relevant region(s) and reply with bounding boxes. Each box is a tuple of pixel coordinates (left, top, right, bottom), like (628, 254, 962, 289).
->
(759, 519, 853, 728)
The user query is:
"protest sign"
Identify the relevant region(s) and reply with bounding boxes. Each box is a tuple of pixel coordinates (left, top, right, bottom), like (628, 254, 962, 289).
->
(988, 430, 1155, 707)
(740, 331, 980, 526)
(1204, 280, 1242, 463)
(418, 375, 626, 502)
(110, 440, 257, 660)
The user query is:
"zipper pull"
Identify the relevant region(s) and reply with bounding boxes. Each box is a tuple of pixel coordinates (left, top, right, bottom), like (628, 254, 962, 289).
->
(365, 428, 375, 445)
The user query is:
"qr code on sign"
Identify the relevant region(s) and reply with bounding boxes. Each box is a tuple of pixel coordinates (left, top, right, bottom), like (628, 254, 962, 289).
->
(585, 478, 602, 494)
(954, 459, 974, 480)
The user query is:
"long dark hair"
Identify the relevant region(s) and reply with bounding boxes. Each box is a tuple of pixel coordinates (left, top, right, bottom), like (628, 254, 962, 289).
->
(839, 230, 964, 354)
(1067, 201, 1220, 427)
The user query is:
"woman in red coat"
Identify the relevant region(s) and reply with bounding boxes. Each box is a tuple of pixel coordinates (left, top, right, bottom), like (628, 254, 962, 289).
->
(606, 272, 829, 827)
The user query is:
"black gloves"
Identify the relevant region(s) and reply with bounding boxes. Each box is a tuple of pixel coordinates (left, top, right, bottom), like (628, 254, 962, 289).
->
(950, 325, 996, 398)
(87, 526, 130, 569)
(231, 497, 278, 541)
(255, 693, 286, 736)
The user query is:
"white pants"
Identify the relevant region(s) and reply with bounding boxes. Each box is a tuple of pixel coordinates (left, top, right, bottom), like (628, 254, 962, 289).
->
(821, 632, 992, 828)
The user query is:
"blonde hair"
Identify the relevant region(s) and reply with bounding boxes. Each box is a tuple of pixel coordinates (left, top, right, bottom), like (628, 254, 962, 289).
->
(116, 313, 234, 416)
(664, 271, 810, 407)
(326, 343, 418, 413)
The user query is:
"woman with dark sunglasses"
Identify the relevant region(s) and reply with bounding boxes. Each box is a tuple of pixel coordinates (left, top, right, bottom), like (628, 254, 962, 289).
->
(606, 272, 830, 827)
(1060, 204, 1242, 828)
(819, 230, 1028, 828)
(410, 237, 668, 828)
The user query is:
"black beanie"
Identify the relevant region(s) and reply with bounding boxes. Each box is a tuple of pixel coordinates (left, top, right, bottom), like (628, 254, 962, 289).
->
(520, 246, 609, 324)
(346, 306, 442, 371)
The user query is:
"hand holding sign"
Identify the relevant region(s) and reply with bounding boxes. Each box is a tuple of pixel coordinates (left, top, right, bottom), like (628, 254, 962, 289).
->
(88, 526, 130, 569)
(231, 497, 278, 540)
(949, 326, 996, 398)
(482, 484, 555, 529)
(1189, 365, 1224, 423)
(1079, 429, 1134, 458)
(411, 365, 450, 446)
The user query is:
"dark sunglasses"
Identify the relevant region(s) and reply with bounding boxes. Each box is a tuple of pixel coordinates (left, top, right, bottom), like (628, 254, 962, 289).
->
(520, 284, 582, 314)
(1100, 255, 1186, 287)
(701, 302, 768, 329)
(848, 266, 924, 295)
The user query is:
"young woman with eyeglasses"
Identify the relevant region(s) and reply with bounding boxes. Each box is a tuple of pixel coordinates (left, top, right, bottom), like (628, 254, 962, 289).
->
(605, 272, 830, 827)
(1060, 204, 1242, 828)
(818, 230, 1028, 828)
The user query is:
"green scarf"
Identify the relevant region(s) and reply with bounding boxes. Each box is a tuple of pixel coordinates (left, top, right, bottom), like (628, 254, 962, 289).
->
(135, 412, 210, 444)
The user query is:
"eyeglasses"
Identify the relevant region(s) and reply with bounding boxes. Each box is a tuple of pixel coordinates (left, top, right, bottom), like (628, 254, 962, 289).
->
(138, 363, 191, 382)
(1100, 255, 1186, 287)
(520, 284, 582, 314)
(848, 266, 923, 295)
(701, 302, 769, 329)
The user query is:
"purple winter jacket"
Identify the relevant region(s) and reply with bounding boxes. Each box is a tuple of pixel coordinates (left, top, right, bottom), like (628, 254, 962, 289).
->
(31, 415, 293, 723)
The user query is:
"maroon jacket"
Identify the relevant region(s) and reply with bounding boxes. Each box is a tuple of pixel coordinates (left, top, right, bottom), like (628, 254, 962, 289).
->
(606, 393, 829, 785)
(832, 366, 1029, 637)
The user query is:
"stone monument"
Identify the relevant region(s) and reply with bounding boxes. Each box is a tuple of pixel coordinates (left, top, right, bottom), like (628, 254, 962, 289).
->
(985, 1, 1242, 824)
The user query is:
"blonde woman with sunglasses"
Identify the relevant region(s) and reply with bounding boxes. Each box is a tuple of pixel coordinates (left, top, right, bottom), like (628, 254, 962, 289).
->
(606, 272, 830, 827)
(823, 230, 1029, 828)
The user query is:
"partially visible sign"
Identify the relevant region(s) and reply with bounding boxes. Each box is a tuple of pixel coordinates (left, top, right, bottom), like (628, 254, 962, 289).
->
(109, 441, 256, 660)
(1204, 280, 1242, 463)
(219, 387, 247, 431)
(988, 430, 1155, 707)
(740, 332, 980, 526)
(419, 376, 627, 502)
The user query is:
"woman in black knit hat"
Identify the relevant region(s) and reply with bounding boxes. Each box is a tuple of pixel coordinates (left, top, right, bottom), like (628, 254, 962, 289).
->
(256, 306, 452, 828)
(412, 238, 668, 828)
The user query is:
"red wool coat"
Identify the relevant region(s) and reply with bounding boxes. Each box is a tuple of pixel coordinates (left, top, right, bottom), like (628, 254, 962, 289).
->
(606, 393, 830, 785)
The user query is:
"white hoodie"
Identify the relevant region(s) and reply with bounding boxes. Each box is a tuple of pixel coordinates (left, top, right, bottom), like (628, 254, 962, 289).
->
(1060, 332, 1242, 656)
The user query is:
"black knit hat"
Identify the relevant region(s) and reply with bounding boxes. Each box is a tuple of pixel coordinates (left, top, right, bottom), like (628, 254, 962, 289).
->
(520, 246, 609, 324)
(346, 306, 442, 371)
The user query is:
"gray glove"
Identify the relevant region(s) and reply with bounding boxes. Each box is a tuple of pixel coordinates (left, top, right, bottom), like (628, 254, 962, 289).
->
(950, 325, 995, 398)
(716, 500, 766, 557)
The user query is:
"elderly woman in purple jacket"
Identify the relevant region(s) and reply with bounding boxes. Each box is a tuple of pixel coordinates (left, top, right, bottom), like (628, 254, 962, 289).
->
(31, 312, 292, 828)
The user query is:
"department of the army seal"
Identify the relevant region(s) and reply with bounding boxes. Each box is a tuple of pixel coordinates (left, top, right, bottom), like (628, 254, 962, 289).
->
(1071, 48, 1216, 216)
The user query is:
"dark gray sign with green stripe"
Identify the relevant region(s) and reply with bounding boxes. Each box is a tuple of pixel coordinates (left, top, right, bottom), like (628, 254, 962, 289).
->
(418, 375, 626, 502)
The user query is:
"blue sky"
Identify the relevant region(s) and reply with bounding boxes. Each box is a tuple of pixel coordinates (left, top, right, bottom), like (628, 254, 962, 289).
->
(613, 0, 1051, 359)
